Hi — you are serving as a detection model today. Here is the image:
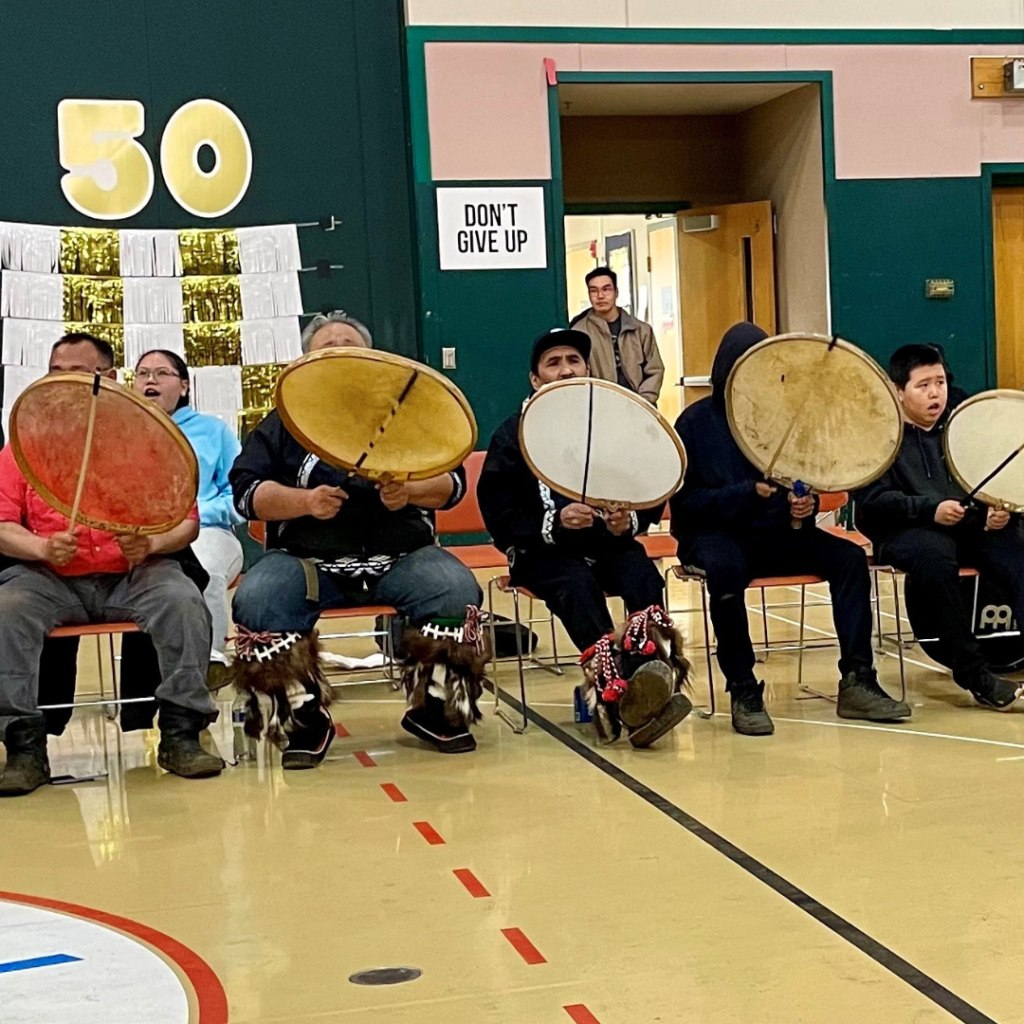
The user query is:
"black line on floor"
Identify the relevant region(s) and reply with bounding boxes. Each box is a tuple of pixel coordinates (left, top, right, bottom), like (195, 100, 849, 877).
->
(491, 684, 998, 1024)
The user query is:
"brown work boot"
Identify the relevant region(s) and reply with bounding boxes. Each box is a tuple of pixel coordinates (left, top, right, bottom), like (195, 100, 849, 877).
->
(157, 703, 225, 779)
(0, 716, 51, 796)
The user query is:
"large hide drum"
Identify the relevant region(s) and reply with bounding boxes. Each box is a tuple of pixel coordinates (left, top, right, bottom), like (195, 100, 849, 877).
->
(944, 390, 1024, 511)
(725, 333, 903, 491)
(276, 348, 477, 481)
(9, 373, 198, 534)
(519, 378, 686, 510)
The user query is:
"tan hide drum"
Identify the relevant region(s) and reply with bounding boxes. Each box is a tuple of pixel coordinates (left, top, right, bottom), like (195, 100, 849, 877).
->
(9, 373, 198, 534)
(725, 332, 903, 491)
(519, 378, 686, 510)
(945, 390, 1024, 511)
(275, 348, 478, 481)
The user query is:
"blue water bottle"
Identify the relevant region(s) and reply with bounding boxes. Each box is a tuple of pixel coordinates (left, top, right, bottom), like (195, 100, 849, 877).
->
(574, 685, 593, 724)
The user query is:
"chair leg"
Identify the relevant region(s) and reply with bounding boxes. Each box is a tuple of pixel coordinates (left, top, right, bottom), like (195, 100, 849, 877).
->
(892, 571, 907, 702)
(494, 587, 528, 734)
(872, 569, 883, 651)
(761, 589, 770, 659)
(797, 584, 807, 691)
(700, 579, 716, 715)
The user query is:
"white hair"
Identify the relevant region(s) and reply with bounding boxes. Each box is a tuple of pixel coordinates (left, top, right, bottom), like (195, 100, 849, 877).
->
(300, 311, 373, 353)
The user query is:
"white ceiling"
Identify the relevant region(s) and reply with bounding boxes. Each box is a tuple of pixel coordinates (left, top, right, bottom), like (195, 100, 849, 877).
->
(559, 82, 809, 117)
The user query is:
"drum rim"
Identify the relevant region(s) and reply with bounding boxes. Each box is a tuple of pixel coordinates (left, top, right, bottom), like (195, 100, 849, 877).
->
(9, 372, 199, 535)
(275, 347, 478, 482)
(724, 332, 904, 491)
(518, 377, 687, 511)
(944, 388, 1024, 512)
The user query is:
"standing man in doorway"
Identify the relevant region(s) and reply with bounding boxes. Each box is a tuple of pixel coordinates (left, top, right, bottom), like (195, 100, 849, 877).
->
(571, 267, 665, 406)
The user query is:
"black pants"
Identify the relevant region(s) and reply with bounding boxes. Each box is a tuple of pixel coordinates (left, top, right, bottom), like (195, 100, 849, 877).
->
(509, 541, 665, 651)
(880, 524, 1024, 685)
(681, 527, 874, 686)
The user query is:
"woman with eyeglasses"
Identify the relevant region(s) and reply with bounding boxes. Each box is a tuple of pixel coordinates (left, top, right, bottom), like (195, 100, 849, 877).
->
(133, 350, 243, 678)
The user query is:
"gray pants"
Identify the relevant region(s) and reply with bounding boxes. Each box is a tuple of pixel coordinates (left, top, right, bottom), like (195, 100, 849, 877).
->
(0, 559, 216, 737)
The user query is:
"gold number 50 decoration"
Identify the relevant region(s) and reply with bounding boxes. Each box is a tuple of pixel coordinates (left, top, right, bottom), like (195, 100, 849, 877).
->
(58, 97, 252, 221)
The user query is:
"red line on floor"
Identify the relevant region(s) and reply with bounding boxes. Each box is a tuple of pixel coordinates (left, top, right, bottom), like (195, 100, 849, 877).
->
(353, 750, 376, 768)
(564, 1005, 601, 1024)
(453, 869, 490, 898)
(334, 722, 349, 738)
(413, 821, 445, 845)
(501, 927, 547, 965)
(381, 783, 407, 802)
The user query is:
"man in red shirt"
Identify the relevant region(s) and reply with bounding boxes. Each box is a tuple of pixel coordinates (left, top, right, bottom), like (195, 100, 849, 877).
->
(0, 333, 224, 795)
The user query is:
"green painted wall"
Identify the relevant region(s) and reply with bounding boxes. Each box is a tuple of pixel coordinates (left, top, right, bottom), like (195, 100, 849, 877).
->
(828, 177, 989, 392)
(0, 0, 418, 356)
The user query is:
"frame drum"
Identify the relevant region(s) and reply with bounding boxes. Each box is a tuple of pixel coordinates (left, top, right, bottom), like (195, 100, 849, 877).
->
(276, 348, 478, 482)
(944, 390, 1024, 511)
(519, 378, 686, 510)
(9, 373, 198, 535)
(725, 333, 903, 491)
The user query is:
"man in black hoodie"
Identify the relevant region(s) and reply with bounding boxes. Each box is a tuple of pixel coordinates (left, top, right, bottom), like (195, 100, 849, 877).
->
(477, 328, 665, 654)
(671, 323, 910, 735)
(855, 344, 1024, 709)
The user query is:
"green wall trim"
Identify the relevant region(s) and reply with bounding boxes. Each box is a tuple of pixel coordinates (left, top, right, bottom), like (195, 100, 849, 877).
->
(408, 25, 1024, 46)
(548, 84, 568, 323)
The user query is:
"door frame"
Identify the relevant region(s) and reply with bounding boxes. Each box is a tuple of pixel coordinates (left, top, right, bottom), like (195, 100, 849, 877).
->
(646, 215, 684, 385)
(547, 70, 837, 327)
(982, 163, 1024, 388)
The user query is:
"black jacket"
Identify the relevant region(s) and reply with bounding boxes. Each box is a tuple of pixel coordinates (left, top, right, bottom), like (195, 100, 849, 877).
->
(854, 395, 985, 551)
(671, 323, 802, 551)
(230, 410, 466, 560)
(478, 406, 662, 560)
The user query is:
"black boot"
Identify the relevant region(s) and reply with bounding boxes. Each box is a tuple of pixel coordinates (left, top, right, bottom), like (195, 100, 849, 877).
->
(402, 693, 476, 753)
(729, 679, 774, 736)
(619, 662, 692, 749)
(281, 701, 335, 769)
(0, 716, 50, 796)
(157, 703, 224, 779)
(966, 670, 1022, 711)
(837, 667, 911, 721)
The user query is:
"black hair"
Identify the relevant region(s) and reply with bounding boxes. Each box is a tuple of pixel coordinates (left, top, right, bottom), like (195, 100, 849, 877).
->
(51, 332, 115, 370)
(888, 343, 947, 389)
(585, 266, 617, 290)
(136, 348, 191, 411)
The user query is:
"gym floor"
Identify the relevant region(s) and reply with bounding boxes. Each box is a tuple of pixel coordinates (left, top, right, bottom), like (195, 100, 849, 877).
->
(2, 567, 1022, 1024)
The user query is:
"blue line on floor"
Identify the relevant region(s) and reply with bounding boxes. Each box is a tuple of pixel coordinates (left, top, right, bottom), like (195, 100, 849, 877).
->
(0, 954, 82, 975)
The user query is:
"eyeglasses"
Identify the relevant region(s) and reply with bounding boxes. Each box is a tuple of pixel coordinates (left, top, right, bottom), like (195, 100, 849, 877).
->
(136, 368, 182, 381)
(588, 285, 615, 296)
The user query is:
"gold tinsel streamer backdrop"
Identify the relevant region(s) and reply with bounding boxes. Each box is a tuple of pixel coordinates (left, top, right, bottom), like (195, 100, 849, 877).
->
(62, 321, 125, 366)
(62, 276, 124, 324)
(178, 229, 241, 276)
(184, 322, 241, 367)
(181, 275, 242, 323)
(59, 228, 120, 276)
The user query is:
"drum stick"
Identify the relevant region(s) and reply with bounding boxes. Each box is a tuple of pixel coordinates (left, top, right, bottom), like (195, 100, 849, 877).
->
(966, 441, 1024, 504)
(355, 370, 418, 471)
(580, 381, 596, 506)
(67, 373, 101, 534)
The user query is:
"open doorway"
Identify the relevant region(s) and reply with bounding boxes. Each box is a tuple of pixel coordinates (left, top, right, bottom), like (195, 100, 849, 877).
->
(560, 81, 829, 424)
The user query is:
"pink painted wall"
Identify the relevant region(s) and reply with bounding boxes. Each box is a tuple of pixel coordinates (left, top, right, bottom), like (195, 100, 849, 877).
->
(424, 41, 1024, 180)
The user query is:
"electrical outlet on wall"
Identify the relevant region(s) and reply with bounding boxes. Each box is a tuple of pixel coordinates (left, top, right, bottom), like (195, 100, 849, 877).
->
(442, 347, 457, 369)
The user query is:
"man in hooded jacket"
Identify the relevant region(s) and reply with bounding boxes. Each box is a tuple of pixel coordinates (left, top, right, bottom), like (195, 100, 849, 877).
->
(670, 322, 910, 735)
(855, 343, 1024, 709)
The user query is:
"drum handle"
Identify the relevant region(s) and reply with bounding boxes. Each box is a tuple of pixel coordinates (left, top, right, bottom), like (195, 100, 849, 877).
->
(68, 373, 101, 534)
(790, 479, 810, 531)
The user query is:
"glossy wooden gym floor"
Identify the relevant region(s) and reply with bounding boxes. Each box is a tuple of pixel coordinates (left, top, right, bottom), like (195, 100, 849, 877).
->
(2, 571, 1022, 1024)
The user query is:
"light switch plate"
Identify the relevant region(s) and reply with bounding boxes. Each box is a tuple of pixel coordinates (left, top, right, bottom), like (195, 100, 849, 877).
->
(442, 347, 457, 369)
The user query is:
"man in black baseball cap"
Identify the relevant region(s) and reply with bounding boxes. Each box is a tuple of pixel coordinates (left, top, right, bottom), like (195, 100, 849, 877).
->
(478, 324, 665, 675)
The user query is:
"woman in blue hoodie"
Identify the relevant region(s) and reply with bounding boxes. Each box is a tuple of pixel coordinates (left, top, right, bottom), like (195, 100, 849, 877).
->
(133, 349, 243, 670)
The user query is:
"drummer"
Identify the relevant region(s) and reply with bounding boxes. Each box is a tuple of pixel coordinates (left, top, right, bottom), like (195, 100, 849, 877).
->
(0, 332, 224, 796)
(671, 322, 911, 735)
(228, 312, 483, 764)
(477, 327, 666, 653)
(856, 344, 1024, 709)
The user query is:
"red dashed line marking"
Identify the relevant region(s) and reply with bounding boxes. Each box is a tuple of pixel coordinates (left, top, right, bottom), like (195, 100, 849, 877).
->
(353, 751, 376, 768)
(381, 783, 407, 803)
(501, 927, 546, 965)
(334, 722, 349, 738)
(453, 869, 490, 898)
(564, 1005, 601, 1024)
(412, 821, 445, 846)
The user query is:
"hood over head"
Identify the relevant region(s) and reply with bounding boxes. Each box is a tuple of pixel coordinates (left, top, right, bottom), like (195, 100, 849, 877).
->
(711, 322, 769, 403)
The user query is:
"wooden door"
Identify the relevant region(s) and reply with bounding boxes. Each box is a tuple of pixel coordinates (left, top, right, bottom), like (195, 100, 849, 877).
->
(994, 187, 1024, 388)
(565, 242, 598, 321)
(647, 218, 682, 425)
(677, 201, 776, 406)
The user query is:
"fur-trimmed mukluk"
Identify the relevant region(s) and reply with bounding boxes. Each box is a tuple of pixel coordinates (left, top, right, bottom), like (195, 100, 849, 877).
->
(580, 605, 693, 748)
(229, 627, 332, 749)
(400, 606, 492, 732)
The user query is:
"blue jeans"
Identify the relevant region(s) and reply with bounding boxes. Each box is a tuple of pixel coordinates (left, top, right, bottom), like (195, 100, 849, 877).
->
(232, 546, 483, 645)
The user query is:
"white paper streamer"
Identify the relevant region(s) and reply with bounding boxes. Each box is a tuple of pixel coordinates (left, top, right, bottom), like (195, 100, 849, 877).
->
(272, 316, 302, 361)
(122, 278, 184, 324)
(1, 271, 64, 321)
(192, 365, 242, 417)
(2, 363, 47, 440)
(0, 223, 61, 273)
(119, 229, 183, 277)
(123, 324, 187, 368)
(1, 319, 66, 366)
(237, 225, 301, 274)
(239, 317, 301, 364)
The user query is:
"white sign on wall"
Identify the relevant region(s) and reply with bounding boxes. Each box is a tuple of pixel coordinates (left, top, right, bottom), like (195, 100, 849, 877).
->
(436, 186, 547, 270)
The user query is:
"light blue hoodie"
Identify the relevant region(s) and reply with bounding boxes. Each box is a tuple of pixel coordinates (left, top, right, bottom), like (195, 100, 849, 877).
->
(173, 407, 243, 530)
